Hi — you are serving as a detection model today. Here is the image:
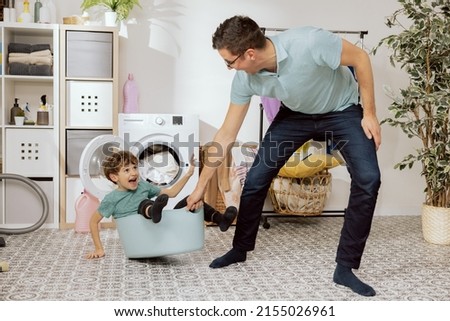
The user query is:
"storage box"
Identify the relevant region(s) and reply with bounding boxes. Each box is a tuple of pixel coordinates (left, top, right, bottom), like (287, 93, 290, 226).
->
(66, 31, 113, 78)
(5, 128, 55, 177)
(5, 179, 54, 224)
(66, 129, 112, 175)
(67, 80, 113, 127)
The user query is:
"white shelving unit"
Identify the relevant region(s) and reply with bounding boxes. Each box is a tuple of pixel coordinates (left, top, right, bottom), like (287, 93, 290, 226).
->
(0, 23, 119, 231)
(59, 24, 119, 229)
(0, 22, 59, 228)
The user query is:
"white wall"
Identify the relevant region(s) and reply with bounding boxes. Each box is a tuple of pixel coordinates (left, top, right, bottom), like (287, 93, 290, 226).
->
(52, 0, 424, 216)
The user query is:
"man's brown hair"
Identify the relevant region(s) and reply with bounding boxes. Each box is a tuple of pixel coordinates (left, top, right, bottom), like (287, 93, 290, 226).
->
(212, 15, 266, 55)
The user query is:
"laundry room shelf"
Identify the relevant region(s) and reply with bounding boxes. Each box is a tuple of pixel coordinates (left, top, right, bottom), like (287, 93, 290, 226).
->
(58, 24, 119, 229)
(0, 23, 59, 229)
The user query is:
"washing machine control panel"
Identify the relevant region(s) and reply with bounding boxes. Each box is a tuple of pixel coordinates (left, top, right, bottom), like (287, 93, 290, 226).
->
(154, 116, 184, 126)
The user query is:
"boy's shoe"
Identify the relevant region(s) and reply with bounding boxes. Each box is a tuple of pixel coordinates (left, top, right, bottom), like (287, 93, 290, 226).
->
(219, 206, 237, 232)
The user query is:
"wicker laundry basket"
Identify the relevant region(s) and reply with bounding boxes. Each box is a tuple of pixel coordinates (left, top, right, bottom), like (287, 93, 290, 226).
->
(213, 192, 227, 213)
(269, 170, 332, 216)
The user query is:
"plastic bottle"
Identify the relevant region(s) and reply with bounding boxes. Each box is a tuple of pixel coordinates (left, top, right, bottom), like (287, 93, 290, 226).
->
(74, 189, 100, 233)
(46, 0, 56, 23)
(18, 0, 32, 23)
(34, 0, 42, 22)
(3, 7, 10, 22)
(10, 6, 17, 23)
(122, 73, 139, 113)
(39, 1, 50, 24)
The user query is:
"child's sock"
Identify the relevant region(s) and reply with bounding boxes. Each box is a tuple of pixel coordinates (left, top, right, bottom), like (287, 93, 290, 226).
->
(333, 263, 376, 296)
(218, 206, 237, 232)
(137, 199, 154, 219)
(209, 248, 247, 268)
(149, 194, 169, 223)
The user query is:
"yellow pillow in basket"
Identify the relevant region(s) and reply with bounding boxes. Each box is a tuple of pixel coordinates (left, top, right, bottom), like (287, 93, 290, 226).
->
(278, 153, 341, 178)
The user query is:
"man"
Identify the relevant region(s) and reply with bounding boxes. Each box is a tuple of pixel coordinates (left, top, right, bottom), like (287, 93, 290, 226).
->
(187, 16, 381, 297)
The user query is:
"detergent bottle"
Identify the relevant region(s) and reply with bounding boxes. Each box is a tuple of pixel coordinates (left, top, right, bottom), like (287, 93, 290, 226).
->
(18, 0, 33, 23)
(122, 73, 139, 113)
(75, 189, 100, 233)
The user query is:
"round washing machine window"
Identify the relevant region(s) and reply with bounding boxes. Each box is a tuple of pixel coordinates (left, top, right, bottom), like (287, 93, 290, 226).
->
(79, 135, 124, 200)
(137, 142, 183, 187)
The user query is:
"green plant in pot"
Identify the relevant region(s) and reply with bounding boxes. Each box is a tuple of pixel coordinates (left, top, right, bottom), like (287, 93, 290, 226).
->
(16, 108, 25, 117)
(81, 0, 141, 22)
(14, 108, 25, 125)
(373, 0, 450, 244)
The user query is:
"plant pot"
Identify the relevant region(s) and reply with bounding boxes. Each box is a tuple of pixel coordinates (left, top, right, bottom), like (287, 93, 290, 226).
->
(422, 204, 450, 245)
(104, 11, 117, 27)
(14, 116, 25, 126)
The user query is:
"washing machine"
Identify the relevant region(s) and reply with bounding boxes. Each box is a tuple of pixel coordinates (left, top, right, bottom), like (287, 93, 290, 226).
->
(119, 113, 199, 207)
(79, 113, 199, 208)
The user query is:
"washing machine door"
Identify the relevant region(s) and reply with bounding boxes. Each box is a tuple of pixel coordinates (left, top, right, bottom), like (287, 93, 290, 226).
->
(135, 134, 185, 187)
(79, 134, 124, 200)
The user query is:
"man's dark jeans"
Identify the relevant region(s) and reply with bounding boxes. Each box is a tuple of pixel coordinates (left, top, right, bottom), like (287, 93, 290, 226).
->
(233, 104, 381, 269)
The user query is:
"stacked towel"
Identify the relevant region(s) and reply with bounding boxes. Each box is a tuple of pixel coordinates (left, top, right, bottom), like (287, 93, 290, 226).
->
(8, 43, 53, 76)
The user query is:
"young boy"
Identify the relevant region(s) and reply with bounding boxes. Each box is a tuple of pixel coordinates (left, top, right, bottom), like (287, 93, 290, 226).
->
(86, 150, 237, 259)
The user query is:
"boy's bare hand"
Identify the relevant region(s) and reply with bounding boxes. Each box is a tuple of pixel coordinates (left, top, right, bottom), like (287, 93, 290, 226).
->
(85, 249, 105, 259)
(187, 154, 196, 176)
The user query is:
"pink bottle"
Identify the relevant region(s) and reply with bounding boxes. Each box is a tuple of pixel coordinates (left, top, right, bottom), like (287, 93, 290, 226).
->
(75, 189, 100, 233)
(122, 73, 139, 113)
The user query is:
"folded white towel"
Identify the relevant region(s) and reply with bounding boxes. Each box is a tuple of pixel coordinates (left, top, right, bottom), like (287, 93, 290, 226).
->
(9, 55, 53, 66)
(31, 49, 53, 57)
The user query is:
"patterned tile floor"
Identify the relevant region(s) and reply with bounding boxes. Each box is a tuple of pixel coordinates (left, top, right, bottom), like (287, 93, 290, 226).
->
(1, 215, 449, 301)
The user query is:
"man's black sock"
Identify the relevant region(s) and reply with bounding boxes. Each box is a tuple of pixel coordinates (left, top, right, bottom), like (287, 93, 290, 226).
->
(333, 263, 376, 296)
(209, 248, 247, 268)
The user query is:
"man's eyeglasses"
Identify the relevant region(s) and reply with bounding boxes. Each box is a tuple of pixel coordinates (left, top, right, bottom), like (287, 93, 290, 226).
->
(224, 53, 243, 68)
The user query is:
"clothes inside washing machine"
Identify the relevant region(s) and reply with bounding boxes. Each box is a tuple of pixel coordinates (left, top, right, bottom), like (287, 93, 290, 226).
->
(138, 144, 181, 186)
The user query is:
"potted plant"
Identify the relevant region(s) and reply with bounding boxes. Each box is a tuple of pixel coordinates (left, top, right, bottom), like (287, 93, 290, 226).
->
(14, 108, 25, 126)
(373, 0, 450, 244)
(80, 0, 141, 24)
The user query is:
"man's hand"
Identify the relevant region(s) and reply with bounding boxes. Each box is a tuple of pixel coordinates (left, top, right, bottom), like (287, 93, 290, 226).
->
(361, 114, 381, 150)
(186, 187, 205, 211)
